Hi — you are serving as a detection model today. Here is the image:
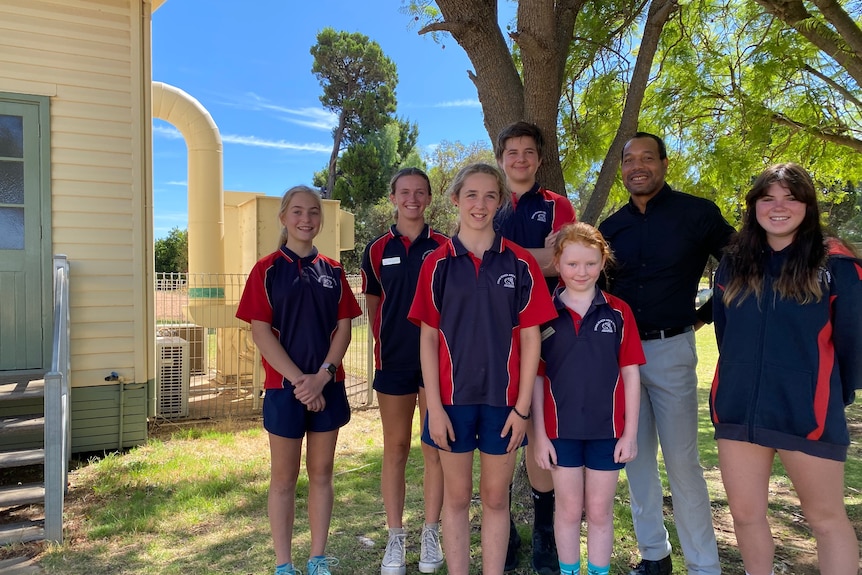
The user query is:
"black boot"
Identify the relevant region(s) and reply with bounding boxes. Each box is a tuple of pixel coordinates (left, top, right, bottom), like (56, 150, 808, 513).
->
(504, 515, 521, 571)
(530, 526, 559, 575)
(628, 555, 672, 575)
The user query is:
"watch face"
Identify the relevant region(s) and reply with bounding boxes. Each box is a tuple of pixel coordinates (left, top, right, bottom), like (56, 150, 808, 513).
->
(326, 364, 337, 376)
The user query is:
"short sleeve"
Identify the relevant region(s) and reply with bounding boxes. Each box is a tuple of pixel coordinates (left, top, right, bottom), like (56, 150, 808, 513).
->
(551, 195, 577, 233)
(236, 260, 272, 325)
(337, 267, 363, 320)
(361, 240, 382, 297)
(408, 251, 442, 329)
(517, 249, 557, 328)
(618, 301, 646, 367)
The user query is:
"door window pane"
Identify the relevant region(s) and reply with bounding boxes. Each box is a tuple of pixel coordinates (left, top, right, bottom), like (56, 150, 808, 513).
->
(0, 161, 24, 204)
(0, 207, 24, 249)
(0, 115, 24, 158)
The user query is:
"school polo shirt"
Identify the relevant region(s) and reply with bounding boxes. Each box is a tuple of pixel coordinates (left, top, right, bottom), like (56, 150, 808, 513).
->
(408, 234, 556, 407)
(361, 224, 448, 371)
(494, 183, 576, 250)
(236, 246, 362, 390)
(539, 289, 645, 440)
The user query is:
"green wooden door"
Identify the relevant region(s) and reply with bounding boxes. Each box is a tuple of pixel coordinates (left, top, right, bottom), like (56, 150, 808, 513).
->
(0, 99, 46, 371)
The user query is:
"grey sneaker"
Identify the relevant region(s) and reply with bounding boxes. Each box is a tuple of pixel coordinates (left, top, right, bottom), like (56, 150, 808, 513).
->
(418, 523, 444, 573)
(381, 528, 407, 575)
(307, 556, 338, 575)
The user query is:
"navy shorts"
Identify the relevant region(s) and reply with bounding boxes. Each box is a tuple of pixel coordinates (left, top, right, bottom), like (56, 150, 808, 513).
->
(551, 438, 623, 470)
(372, 369, 423, 396)
(263, 381, 350, 439)
(422, 404, 515, 455)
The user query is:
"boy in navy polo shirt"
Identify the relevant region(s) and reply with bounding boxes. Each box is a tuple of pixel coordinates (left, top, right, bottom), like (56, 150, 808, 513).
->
(236, 186, 362, 575)
(361, 168, 448, 575)
(409, 163, 556, 575)
(531, 223, 644, 575)
(494, 121, 577, 574)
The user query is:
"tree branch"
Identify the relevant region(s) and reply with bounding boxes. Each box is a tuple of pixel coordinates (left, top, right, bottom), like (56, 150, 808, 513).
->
(771, 112, 862, 152)
(803, 64, 862, 110)
(810, 0, 862, 57)
(754, 0, 862, 87)
(581, 0, 679, 224)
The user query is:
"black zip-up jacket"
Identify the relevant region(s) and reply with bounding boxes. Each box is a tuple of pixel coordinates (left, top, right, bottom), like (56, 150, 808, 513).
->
(711, 242, 862, 461)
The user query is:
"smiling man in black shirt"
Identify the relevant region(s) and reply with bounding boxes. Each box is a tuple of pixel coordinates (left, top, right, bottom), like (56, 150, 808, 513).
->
(599, 132, 734, 575)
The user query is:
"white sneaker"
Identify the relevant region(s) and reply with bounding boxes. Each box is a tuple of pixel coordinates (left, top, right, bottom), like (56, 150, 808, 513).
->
(418, 523, 444, 573)
(381, 528, 407, 575)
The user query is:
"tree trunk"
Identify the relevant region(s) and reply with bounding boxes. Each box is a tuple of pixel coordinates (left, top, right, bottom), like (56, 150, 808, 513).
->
(326, 112, 348, 199)
(581, 0, 678, 225)
(420, 0, 581, 196)
(518, 0, 583, 195)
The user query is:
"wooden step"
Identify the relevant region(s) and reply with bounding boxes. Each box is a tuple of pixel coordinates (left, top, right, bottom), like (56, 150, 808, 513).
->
(0, 380, 45, 401)
(0, 449, 44, 469)
(0, 371, 46, 387)
(0, 557, 43, 575)
(0, 416, 44, 437)
(0, 483, 44, 508)
(0, 521, 44, 545)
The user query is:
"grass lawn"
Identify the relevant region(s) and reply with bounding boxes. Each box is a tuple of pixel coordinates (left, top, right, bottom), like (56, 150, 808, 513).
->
(4, 326, 861, 574)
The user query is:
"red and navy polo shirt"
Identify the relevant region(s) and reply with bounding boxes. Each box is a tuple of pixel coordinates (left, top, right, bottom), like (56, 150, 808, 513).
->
(236, 246, 362, 390)
(408, 234, 556, 407)
(494, 183, 576, 249)
(538, 289, 645, 440)
(361, 224, 448, 372)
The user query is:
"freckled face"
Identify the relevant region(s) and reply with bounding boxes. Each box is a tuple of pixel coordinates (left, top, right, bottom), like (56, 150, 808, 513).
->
(555, 242, 604, 295)
(453, 173, 502, 232)
(755, 182, 807, 251)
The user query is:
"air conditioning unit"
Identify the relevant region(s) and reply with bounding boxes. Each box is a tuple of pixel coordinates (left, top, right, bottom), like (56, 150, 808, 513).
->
(156, 336, 190, 418)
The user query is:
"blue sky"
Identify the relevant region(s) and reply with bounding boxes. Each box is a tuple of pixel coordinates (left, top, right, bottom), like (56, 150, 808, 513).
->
(152, 1, 510, 239)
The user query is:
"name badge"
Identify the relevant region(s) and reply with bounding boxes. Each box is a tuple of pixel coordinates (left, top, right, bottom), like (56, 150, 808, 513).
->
(541, 326, 555, 341)
(382, 257, 401, 266)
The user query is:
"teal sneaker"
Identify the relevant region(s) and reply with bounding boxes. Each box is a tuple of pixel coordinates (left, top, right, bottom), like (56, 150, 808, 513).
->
(307, 556, 338, 575)
(274, 563, 300, 575)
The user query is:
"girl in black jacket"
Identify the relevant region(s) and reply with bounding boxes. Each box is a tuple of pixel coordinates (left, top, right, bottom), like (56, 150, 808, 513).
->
(712, 163, 862, 575)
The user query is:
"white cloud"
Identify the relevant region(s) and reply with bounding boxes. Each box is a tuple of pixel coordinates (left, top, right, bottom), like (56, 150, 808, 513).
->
(433, 99, 482, 108)
(153, 124, 183, 139)
(152, 121, 329, 153)
(166, 180, 188, 187)
(221, 134, 331, 152)
(235, 92, 338, 131)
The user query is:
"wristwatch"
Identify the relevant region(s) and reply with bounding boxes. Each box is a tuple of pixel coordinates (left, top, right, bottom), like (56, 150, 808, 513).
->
(321, 362, 337, 378)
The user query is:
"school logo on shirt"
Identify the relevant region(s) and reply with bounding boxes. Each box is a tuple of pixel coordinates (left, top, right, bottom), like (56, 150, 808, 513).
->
(531, 211, 548, 223)
(497, 273, 516, 288)
(318, 275, 336, 289)
(818, 267, 832, 285)
(594, 319, 617, 333)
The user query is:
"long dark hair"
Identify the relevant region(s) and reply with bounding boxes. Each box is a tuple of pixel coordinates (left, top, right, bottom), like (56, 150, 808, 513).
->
(722, 163, 826, 305)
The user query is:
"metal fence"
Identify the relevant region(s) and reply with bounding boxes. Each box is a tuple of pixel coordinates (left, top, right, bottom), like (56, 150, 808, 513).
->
(154, 273, 373, 423)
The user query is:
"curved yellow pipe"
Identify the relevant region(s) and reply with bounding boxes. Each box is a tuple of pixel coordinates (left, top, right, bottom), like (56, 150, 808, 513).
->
(151, 81, 224, 276)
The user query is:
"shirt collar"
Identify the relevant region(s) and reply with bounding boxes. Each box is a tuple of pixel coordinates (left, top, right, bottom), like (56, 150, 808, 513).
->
(280, 245, 319, 263)
(389, 223, 430, 240)
(450, 233, 505, 256)
(552, 288, 608, 312)
(627, 182, 672, 214)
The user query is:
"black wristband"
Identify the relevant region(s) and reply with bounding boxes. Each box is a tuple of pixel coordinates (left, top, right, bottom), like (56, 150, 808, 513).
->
(512, 406, 530, 420)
